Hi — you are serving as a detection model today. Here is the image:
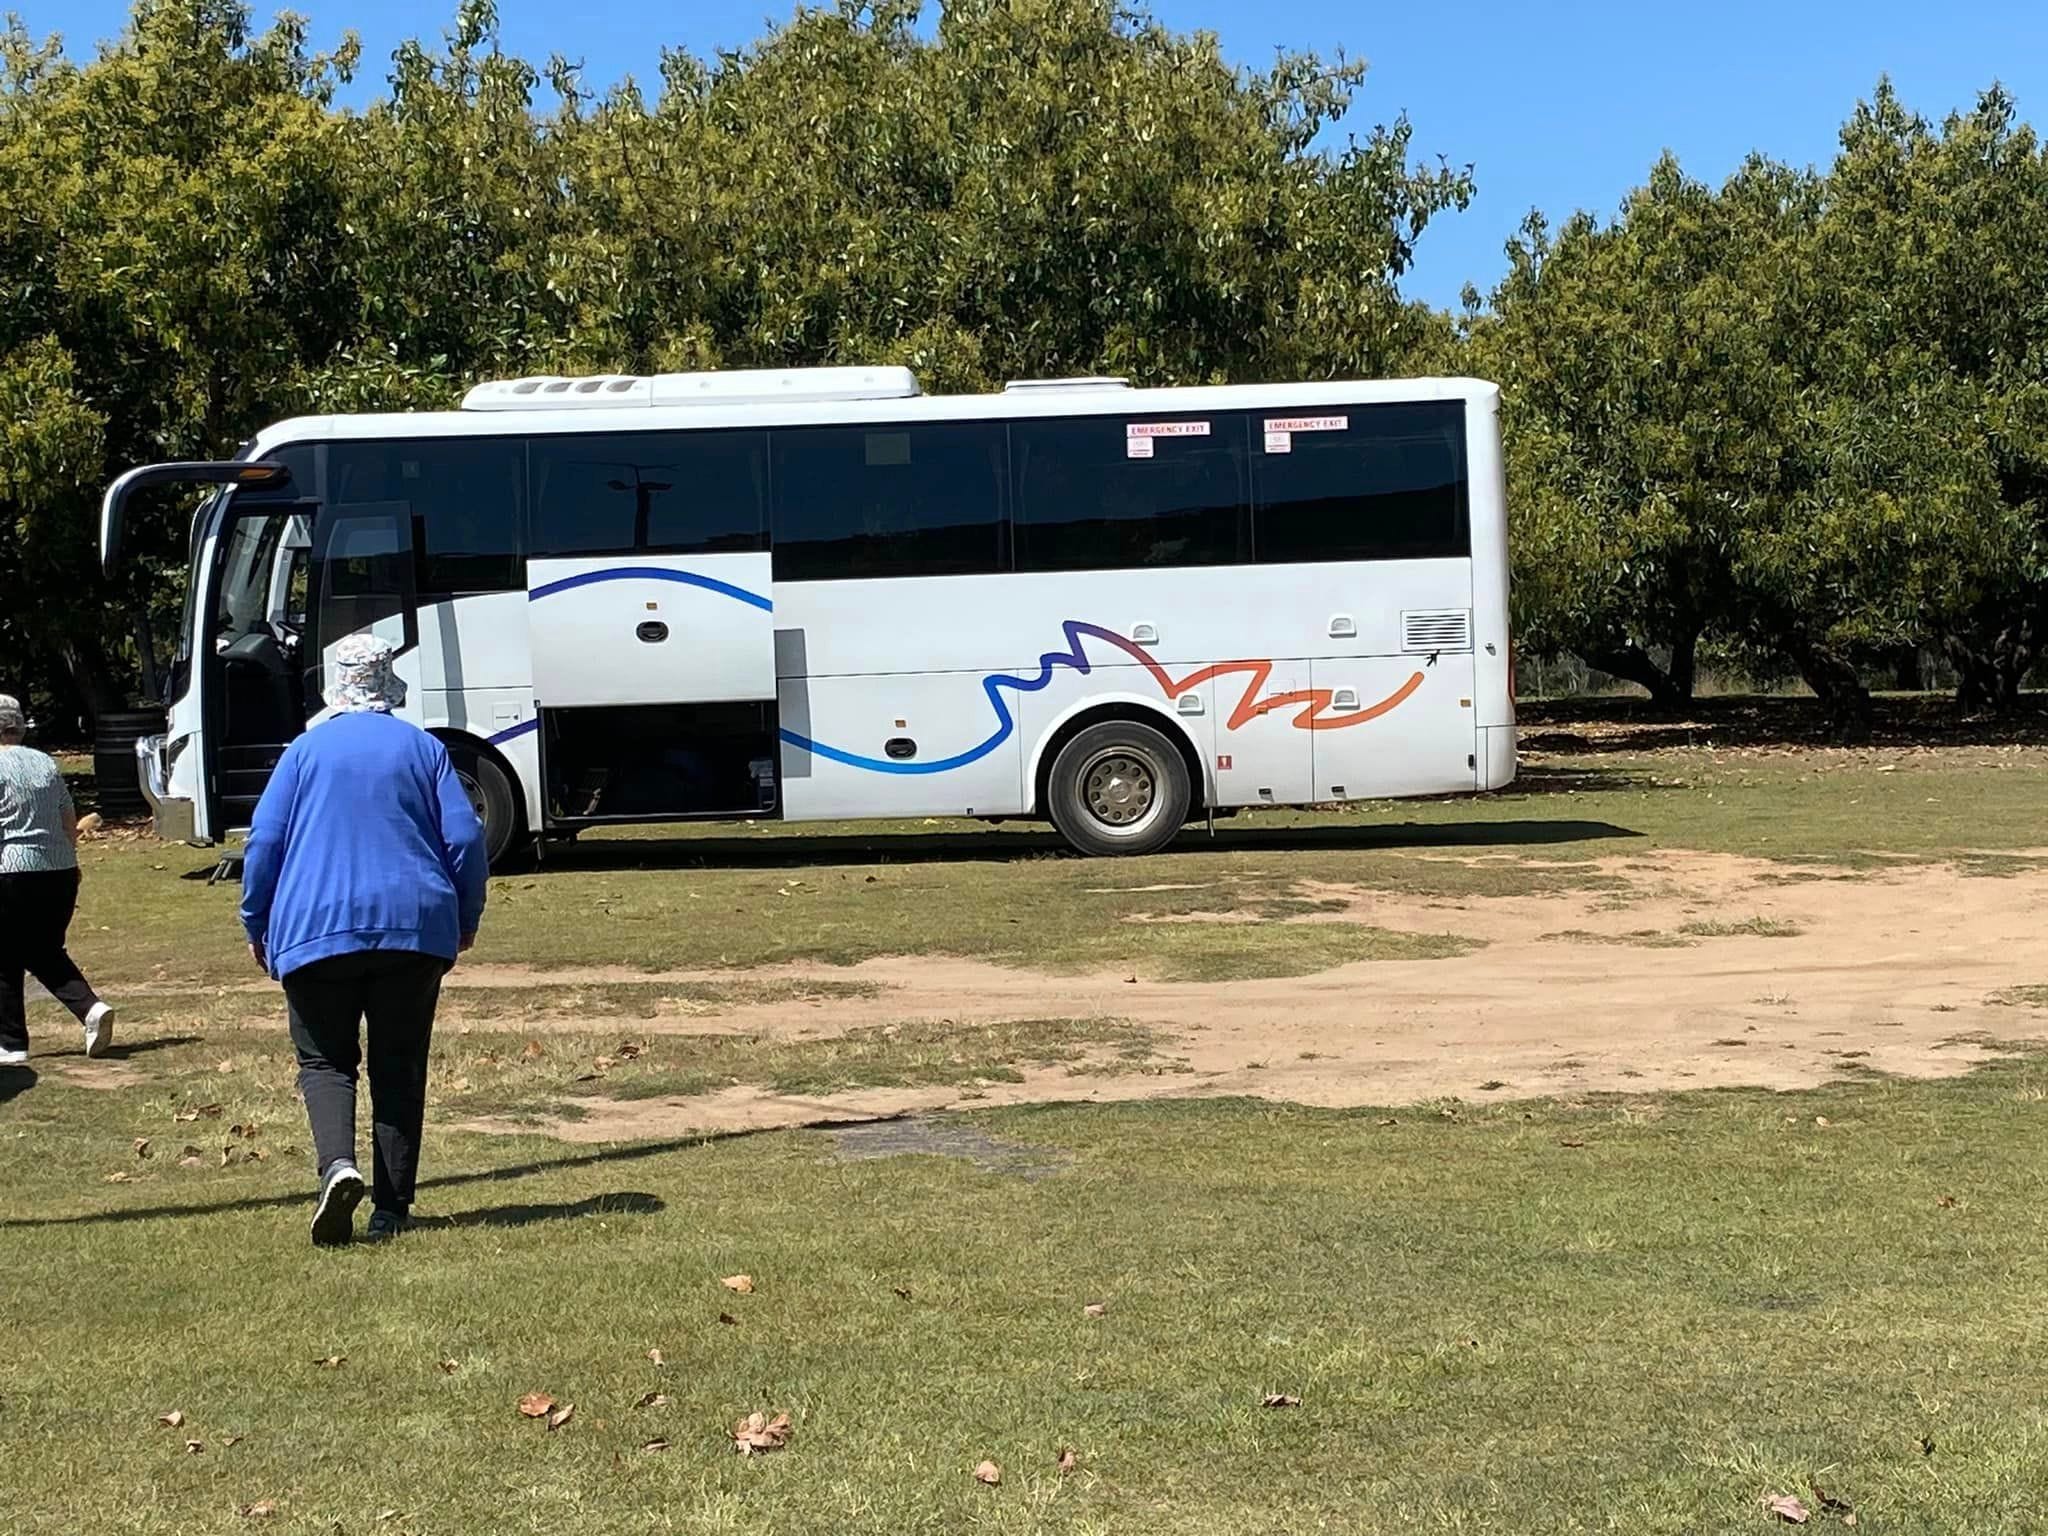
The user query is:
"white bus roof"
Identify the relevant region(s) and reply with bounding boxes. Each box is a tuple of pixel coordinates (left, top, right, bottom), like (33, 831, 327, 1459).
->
(251, 373, 1499, 452)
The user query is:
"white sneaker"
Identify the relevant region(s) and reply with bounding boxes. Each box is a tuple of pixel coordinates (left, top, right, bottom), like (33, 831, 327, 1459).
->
(83, 1002, 115, 1058)
(310, 1161, 366, 1247)
(0, 1046, 27, 1067)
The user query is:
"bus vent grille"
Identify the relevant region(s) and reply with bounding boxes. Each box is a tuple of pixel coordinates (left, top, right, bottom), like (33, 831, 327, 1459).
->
(1400, 609, 1472, 653)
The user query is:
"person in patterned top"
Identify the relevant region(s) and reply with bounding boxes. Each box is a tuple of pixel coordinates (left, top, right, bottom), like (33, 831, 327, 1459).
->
(0, 694, 115, 1067)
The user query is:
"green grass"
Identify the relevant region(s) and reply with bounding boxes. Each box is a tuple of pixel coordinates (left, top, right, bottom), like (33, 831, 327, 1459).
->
(1677, 917, 1805, 939)
(53, 745, 2048, 995)
(1540, 927, 1695, 948)
(8, 1035, 2048, 1532)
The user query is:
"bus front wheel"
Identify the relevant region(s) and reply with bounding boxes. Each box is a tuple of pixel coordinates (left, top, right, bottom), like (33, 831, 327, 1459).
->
(1045, 720, 1189, 858)
(448, 745, 522, 869)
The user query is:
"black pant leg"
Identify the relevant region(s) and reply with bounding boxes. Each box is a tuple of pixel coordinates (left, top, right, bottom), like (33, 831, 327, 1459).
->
(18, 870, 99, 1022)
(0, 875, 26, 1053)
(283, 955, 369, 1180)
(360, 953, 445, 1212)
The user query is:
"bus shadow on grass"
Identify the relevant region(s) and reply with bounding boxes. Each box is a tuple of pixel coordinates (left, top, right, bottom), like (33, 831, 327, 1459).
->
(545, 815, 1642, 872)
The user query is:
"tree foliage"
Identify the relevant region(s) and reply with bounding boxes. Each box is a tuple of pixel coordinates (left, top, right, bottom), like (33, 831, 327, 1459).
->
(0, 0, 1472, 724)
(1484, 82, 2048, 722)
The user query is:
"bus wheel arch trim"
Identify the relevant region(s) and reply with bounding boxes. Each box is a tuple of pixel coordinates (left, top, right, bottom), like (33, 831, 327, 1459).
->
(1044, 717, 1193, 857)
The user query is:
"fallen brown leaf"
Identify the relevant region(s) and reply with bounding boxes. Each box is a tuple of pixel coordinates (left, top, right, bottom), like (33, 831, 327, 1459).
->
(1937, 1194, 1958, 1209)
(219, 1148, 237, 1168)
(377, 1511, 403, 1523)
(240, 1500, 279, 1519)
(1764, 1492, 1810, 1523)
(974, 1459, 1002, 1486)
(133, 1137, 152, 1159)
(646, 1348, 666, 1367)
(721, 1274, 754, 1295)
(717, 1312, 740, 1326)
(246, 1147, 268, 1162)
(447, 1076, 471, 1093)
(229, 1122, 259, 1140)
(223, 1435, 244, 1448)
(1814, 1116, 1832, 1128)
(641, 1438, 672, 1453)
(157, 1410, 185, 1428)
(1082, 1302, 1107, 1318)
(547, 1403, 575, 1432)
(178, 1154, 204, 1169)
(103, 1170, 131, 1183)
(520, 1039, 545, 1060)
(634, 1391, 671, 1410)
(315, 1355, 346, 1369)
(216, 1060, 235, 1074)
(732, 1410, 793, 1455)
(185, 1439, 205, 1454)
(592, 1056, 614, 1072)
(1056, 1448, 1079, 1475)
(438, 1358, 459, 1375)
(1261, 1393, 1302, 1408)
(616, 1040, 647, 1060)
(892, 1286, 912, 1301)
(517, 1392, 555, 1419)
(1558, 1138, 1586, 1149)
(1376, 1117, 1397, 1126)
(173, 1108, 201, 1123)
(195, 1103, 224, 1118)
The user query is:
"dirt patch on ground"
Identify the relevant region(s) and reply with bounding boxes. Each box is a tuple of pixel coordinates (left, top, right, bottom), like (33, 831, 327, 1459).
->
(452, 850, 2048, 1141)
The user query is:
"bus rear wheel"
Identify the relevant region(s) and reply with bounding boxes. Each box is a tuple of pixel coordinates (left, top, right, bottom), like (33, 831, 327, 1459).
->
(448, 745, 522, 869)
(1045, 720, 1190, 857)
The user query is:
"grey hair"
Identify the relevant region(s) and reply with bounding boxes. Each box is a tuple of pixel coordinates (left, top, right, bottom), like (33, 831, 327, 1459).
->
(0, 694, 24, 741)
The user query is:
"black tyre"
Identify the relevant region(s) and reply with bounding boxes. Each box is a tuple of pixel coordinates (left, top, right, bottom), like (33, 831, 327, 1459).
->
(446, 744, 522, 869)
(1044, 719, 1191, 857)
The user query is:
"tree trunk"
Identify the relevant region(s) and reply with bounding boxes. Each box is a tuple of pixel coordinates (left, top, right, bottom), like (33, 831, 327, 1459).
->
(1669, 627, 1699, 701)
(1946, 620, 2035, 716)
(1890, 647, 1923, 694)
(1783, 636, 1872, 738)
(1577, 641, 1686, 710)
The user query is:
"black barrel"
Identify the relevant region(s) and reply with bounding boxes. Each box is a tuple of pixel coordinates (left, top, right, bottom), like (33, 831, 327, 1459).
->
(93, 706, 166, 817)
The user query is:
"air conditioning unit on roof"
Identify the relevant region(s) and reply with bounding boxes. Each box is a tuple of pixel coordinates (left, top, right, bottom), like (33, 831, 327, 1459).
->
(461, 366, 921, 411)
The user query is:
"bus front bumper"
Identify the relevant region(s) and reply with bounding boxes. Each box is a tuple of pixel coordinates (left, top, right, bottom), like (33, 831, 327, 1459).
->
(135, 733, 200, 844)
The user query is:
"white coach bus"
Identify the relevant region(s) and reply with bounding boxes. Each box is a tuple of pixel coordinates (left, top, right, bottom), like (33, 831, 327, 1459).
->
(99, 367, 1514, 867)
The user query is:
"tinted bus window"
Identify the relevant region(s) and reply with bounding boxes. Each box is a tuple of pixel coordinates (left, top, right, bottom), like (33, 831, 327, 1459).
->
(770, 422, 1006, 581)
(1012, 414, 1249, 573)
(530, 431, 768, 558)
(1252, 402, 1469, 563)
(326, 438, 524, 595)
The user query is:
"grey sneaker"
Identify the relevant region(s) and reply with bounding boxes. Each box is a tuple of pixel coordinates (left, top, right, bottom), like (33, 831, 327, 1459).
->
(364, 1208, 411, 1244)
(83, 1002, 115, 1058)
(310, 1162, 366, 1247)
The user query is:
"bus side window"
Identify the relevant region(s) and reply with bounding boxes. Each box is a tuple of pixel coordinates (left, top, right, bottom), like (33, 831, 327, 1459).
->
(1011, 413, 1249, 574)
(327, 438, 525, 597)
(1251, 402, 1469, 564)
(529, 430, 768, 558)
(770, 422, 1006, 582)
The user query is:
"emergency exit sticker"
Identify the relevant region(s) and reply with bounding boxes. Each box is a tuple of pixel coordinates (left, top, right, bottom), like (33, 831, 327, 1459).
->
(1263, 414, 1347, 453)
(1127, 420, 1210, 458)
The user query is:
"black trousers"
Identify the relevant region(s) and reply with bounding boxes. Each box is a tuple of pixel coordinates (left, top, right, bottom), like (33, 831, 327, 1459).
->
(283, 950, 447, 1213)
(0, 868, 101, 1053)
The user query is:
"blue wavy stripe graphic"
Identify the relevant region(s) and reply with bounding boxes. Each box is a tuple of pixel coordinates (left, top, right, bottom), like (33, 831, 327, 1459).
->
(778, 620, 1130, 775)
(527, 565, 774, 612)
(497, 571, 1173, 774)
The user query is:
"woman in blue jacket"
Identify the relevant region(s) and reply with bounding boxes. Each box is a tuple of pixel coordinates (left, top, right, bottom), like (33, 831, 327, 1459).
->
(241, 636, 489, 1247)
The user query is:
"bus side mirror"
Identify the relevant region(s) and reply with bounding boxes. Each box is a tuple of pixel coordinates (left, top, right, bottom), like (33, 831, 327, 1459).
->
(100, 460, 293, 575)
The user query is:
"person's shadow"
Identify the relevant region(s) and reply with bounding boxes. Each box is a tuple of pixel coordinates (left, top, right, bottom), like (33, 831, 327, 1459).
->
(0, 1064, 35, 1107)
(413, 1191, 664, 1230)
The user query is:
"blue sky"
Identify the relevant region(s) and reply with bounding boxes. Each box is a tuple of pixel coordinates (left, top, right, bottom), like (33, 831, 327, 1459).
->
(30, 0, 2048, 309)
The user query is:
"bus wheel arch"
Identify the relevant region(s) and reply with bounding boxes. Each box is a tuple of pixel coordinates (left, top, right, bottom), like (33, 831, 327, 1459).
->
(1030, 703, 1205, 857)
(430, 729, 527, 869)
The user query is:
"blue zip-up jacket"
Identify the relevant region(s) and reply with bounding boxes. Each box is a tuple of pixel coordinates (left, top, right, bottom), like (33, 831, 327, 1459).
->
(240, 712, 489, 979)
